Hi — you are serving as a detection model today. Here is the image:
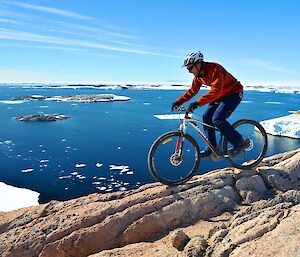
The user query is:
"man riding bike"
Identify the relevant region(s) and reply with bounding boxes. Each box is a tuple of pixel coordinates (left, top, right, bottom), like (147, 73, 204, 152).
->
(172, 51, 246, 157)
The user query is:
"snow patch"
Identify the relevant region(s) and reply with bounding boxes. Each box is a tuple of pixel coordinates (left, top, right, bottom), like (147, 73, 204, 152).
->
(260, 111, 300, 139)
(0, 182, 39, 211)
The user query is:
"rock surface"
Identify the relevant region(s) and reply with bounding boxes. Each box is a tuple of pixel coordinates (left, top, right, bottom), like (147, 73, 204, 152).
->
(15, 113, 70, 122)
(1, 149, 300, 257)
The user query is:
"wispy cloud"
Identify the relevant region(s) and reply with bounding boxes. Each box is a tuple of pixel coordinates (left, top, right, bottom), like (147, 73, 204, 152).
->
(243, 58, 294, 74)
(6, 1, 94, 21)
(0, 28, 180, 58)
(0, 2, 179, 59)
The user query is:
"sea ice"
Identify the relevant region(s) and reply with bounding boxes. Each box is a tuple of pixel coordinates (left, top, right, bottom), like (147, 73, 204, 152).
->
(260, 111, 300, 139)
(21, 168, 34, 173)
(75, 163, 86, 168)
(58, 175, 71, 180)
(154, 114, 193, 120)
(265, 101, 283, 104)
(0, 100, 26, 104)
(1, 140, 12, 145)
(0, 182, 39, 211)
(110, 165, 129, 170)
(96, 163, 103, 168)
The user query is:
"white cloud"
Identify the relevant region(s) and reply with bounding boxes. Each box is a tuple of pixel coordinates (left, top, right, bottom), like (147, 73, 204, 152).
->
(6, 1, 94, 21)
(0, 28, 180, 57)
(243, 58, 294, 74)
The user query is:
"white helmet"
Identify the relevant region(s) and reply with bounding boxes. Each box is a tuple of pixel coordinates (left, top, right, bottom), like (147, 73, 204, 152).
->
(182, 51, 204, 67)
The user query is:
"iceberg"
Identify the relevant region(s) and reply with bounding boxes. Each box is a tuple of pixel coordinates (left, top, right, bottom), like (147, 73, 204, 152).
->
(260, 111, 300, 139)
(154, 114, 193, 120)
(0, 182, 39, 212)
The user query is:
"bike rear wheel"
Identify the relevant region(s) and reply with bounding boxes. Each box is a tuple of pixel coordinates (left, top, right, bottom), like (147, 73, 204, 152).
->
(148, 131, 200, 185)
(223, 119, 268, 169)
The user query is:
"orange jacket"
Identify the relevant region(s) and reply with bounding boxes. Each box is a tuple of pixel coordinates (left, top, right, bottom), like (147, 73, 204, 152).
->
(176, 62, 243, 106)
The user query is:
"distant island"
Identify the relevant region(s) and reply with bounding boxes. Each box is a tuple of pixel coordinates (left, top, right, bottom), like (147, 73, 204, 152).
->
(1, 82, 300, 94)
(15, 113, 70, 122)
(11, 94, 131, 102)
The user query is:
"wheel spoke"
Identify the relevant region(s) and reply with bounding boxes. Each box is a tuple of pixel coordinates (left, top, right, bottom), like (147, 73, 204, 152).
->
(148, 132, 200, 185)
(223, 120, 268, 169)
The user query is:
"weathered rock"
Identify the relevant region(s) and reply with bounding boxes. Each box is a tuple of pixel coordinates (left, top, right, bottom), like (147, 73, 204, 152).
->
(183, 236, 207, 257)
(235, 174, 269, 203)
(171, 230, 190, 251)
(0, 148, 299, 257)
(258, 151, 300, 191)
(207, 190, 300, 257)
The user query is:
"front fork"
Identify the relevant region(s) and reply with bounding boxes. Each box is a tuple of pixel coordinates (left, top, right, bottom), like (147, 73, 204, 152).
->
(175, 123, 186, 158)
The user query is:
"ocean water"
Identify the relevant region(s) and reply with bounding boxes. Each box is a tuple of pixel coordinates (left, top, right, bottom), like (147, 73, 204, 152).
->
(0, 86, 299, 203)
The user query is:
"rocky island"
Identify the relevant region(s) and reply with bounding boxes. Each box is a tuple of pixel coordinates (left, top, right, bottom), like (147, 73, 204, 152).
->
(1, 148, 300, 257)
(15, 113, 70, 122)
(11, 94, 130, 103)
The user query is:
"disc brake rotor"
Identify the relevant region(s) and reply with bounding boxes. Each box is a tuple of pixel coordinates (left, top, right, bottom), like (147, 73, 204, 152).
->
(170, 153, 182, 166)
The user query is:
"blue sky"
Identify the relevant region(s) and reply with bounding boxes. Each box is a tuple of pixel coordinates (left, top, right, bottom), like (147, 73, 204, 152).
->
(0, 0, 299, 85)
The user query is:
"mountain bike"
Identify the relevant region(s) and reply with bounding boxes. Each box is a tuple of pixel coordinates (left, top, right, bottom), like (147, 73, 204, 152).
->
(148, 106, 268, 185)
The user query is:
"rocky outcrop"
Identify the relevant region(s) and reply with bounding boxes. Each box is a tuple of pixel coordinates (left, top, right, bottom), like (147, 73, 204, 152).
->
(15, 114, 70, 122)
(0, 149, 300, 257)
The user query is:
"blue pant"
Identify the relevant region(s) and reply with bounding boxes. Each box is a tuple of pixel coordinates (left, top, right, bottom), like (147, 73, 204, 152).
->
(202, 92, 243, 148)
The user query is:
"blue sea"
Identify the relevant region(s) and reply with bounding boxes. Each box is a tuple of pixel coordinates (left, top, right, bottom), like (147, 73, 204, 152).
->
(0, 85, 299, 203)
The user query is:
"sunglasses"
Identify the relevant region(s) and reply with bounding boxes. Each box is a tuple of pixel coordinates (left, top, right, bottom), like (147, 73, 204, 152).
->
(187, 65, 194, 71)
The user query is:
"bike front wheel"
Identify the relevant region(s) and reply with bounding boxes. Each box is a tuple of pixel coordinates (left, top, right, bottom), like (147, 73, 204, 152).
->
(223, 119, 268, 169)
(148, 131, 201, 186)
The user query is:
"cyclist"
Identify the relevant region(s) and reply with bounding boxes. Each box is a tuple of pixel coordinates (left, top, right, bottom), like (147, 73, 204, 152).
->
(171, 51, 246, 157)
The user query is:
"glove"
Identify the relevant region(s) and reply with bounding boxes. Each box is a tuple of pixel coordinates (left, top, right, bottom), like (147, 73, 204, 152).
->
(188, 101, 199, 112)
(171, 101, 180, 111)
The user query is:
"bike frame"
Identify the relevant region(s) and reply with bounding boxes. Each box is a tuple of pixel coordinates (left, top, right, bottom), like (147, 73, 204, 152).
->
(177, 113, 224, 157)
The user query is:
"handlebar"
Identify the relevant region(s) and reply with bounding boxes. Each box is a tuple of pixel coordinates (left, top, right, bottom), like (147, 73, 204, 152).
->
(173, 106, 193, 113)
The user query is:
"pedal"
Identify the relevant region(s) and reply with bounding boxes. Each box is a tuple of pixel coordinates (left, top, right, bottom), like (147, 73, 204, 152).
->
(211, 152, 222, 162)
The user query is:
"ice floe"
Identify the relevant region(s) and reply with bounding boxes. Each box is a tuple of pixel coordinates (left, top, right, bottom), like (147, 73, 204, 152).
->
(75, 163, 86, 168)
(260, 111, 300, 139)
(265, 101, 283, 104)
(154, 114, 193, 120)
(0, 140, 12, 145)
(21, 168, 34, 173)
(0, 100, 26, 104)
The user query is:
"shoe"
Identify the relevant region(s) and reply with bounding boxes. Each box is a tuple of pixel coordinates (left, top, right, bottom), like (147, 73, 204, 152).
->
(200, 148, 212, 158)
(228, 139, 248, 157)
